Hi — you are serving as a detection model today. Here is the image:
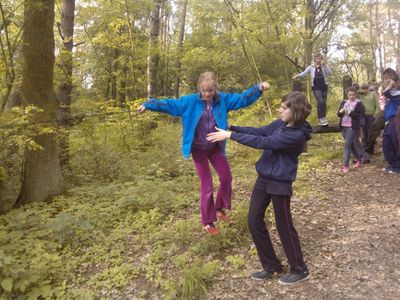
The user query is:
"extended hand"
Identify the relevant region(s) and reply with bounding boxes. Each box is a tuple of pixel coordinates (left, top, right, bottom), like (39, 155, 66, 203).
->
(207, 127, 231, 142)
(137, 104, 146, 113)
(292, 75, 298, 80)
(259, 81, 270, 91)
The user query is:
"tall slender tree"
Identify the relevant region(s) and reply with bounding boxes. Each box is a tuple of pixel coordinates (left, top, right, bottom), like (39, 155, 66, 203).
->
(147, 0, 162, 97)
(174, 0, 188, 98)
(57, 0, 75, 166)
(15, 0, 63, 207)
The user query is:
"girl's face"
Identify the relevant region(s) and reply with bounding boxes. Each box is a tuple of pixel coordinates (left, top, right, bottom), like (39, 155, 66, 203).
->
(347, 91, 357, 101)
(279, 102, 294, 124)
(314, 56, 323, 65)
(199, 82, 216, 101)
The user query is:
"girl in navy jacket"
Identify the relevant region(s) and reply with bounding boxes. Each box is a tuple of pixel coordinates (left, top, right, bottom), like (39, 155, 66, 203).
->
(207, 91, 312, 285)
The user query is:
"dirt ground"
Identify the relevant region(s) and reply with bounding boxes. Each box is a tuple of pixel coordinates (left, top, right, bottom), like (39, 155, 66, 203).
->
(208, 157, 400, 300)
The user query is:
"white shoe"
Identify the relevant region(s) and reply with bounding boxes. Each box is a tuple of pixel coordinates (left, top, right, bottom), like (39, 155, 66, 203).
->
(319, 118, 328, 126)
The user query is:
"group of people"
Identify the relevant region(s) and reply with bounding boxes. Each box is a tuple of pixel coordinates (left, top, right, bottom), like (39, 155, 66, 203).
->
(136, 60, 400, 285)
(336, 68, 400, 174)
(138, 71, 311, 285)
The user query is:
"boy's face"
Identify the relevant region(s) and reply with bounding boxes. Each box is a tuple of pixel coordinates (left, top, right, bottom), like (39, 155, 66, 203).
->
(383, 72, 396, 80)
(279, 102, 293, 123)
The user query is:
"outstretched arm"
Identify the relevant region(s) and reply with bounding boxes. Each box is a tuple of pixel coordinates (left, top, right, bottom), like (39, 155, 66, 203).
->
(225, 82, 269, 111)
(229, 121, 279, 136)
(207, 127, 304, 151)
(137, 96, 188, 116)
(292, 65, 311, 80)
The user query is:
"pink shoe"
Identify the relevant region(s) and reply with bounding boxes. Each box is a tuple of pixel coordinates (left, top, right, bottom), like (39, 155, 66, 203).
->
(342, 166, 349, 173)
(203, 224, 219, 235)
(353, 160, 362, 169)
(216, 210, 231, 222)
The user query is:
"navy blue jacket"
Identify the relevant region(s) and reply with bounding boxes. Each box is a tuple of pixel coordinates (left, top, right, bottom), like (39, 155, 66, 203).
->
(230, 119, 312, 183)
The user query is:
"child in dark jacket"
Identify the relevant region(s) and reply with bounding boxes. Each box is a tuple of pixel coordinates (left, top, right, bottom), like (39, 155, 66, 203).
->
(337, 86, 366, 173)
(381, 68, 400, 173)
(207, 91, 312, 285)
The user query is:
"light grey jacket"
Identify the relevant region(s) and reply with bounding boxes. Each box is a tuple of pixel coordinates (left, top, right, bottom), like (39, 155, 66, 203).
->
(296, 64, 332, 87)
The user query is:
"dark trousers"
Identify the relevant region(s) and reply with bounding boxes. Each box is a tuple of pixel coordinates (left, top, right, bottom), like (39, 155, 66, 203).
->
(248, 176, 307, 274)
(367, 111, 385, 152)
(382, 119, 400, 171)
(362, 115, 375, 146)
(312, 89, 328, 119)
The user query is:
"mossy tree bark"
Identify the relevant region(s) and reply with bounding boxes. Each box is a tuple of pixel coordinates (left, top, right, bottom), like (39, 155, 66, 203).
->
(15, 0, 63, 207)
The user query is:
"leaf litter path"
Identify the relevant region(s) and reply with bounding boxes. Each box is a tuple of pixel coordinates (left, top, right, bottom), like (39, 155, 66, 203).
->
(208, 159, 400, 300)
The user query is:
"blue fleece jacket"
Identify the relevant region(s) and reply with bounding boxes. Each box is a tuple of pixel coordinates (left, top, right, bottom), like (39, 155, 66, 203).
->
(384, 88, 400, 121)
(229, 119, 312, 182)
(143, 84, 263, 159)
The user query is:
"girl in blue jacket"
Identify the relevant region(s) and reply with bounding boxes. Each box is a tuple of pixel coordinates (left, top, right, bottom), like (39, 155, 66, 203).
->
(138, 72, 269, 235)
(207, 91, 312, 285)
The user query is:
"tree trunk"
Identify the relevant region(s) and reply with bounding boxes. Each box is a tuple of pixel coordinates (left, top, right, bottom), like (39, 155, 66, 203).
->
(368, 2, 377, 82)
(15, 0, 63, 207)
(174, 0, 188, 98)
(147, 0, 161, 98)
(375, 3, 384, 78)
(57, 0, 75, 166)
(304, 0, 315, 67)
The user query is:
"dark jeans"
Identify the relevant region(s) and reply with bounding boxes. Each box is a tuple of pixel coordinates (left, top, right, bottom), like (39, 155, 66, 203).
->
(248, 176, 307, 274)
(362, 115, 375, 146)
(312, 89, 328, 119)
(367, 111, 385, 152)
(382, 119, 400, 171)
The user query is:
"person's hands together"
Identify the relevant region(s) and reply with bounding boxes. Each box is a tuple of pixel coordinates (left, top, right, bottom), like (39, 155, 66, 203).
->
(207, 127, 231, 142)
(292, 74, 298, 80)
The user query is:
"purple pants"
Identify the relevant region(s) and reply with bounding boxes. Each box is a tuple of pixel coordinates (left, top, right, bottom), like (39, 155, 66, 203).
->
(192, 147, 232, 225)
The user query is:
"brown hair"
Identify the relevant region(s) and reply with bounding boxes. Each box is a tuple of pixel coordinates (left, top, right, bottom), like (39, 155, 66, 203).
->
(346, 86, 357, 95)
(197, 71, 218, 91)
(313, 53, 323, 60)
(383, 68, 399, 81)
(282, 92, 312, 126)
(360, 83, 369, 91)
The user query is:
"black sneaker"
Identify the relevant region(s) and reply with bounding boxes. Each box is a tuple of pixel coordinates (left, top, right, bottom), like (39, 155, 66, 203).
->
(250, 270, 281, 281)
(278, 270, 310, 285)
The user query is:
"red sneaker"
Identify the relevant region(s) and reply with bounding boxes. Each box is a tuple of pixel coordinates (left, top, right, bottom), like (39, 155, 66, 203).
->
(216, 210, 231, 222)
(203, 224, 219, 235)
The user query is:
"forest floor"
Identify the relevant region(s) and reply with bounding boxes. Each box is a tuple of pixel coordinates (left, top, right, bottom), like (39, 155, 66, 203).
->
(206, 153, 400, 300)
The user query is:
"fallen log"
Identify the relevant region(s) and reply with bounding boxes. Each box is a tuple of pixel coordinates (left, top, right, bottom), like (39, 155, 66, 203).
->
(312, 125, 341, 134)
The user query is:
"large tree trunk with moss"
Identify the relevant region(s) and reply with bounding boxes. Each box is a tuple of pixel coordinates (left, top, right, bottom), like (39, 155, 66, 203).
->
(57, 0, 75, 166)
(15, 0, 63, 207)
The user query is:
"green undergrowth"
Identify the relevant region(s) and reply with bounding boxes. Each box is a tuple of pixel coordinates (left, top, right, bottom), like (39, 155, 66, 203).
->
(0, 111, 342, 299)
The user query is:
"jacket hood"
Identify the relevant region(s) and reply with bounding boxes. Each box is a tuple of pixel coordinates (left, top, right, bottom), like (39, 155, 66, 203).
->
(290, 121, 313, 141)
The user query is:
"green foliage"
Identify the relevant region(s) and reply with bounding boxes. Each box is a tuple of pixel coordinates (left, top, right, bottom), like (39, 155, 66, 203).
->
(226, 254, 246, 270)
(168, 257, 220, 300)
(47, 212, 94, 248)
